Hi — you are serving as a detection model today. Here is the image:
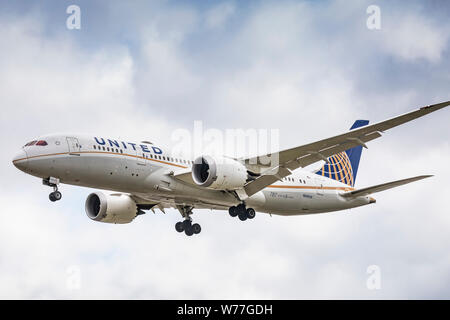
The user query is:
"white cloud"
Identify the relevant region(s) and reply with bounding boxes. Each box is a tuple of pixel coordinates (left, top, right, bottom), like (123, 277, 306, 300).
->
(381, 13, 449, 63)
(0, 16, 177, 155)
(205, 2, 235, 29)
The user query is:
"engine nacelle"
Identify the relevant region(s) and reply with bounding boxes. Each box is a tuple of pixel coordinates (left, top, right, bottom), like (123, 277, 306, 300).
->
(85, 192, 138, 224)
(192, 155, 248, 190)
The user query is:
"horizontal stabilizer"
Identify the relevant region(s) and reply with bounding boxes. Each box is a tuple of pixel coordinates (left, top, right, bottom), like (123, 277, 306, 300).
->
(341, 175, 433, 198)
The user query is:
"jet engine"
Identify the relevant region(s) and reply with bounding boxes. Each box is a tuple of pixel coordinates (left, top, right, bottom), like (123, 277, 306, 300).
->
(85, 192, 138, 224)
(192, 155, 248, 190)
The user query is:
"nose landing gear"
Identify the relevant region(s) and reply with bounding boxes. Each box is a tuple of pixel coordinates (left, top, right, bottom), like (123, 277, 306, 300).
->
(175, 205, 201, 236)
(43, 177, 62, 202)
(229, 204, 256, 221)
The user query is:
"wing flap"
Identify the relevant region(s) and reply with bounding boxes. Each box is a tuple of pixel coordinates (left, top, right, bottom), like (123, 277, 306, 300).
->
(244, 132, 382, 196)
(340, 175, 432, 198)
(243, 166, 292, 197)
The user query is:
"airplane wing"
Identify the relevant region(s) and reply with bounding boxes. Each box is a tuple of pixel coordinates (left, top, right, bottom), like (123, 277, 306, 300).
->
(242, 101, 450, 197)
(340, 175, 432, 198)
(131, 192, 229, 211)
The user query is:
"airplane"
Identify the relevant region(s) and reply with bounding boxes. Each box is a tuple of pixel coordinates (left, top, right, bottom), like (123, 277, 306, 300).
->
(12, 101, 449, 236)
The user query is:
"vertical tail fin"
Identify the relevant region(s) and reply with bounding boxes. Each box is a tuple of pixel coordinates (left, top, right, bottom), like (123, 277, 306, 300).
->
(315, 120, 369, 187)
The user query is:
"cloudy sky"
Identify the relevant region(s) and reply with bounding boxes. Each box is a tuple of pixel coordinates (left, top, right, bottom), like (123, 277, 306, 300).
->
(1, 0, 449, 299)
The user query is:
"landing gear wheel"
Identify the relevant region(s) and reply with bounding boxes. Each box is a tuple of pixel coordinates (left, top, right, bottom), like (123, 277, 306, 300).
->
(182, 219, 192, 230)
(238, 213, 248, 221)
(53, 191, 62, 201)
(175, 222, 184, 233)
(49, 191, 62, 202)
(228, 206, 238, 217)
(237, 203, 246, 215)
(192, 223, 201, 234)
(176, 206, 201, 236)
(246, 208, 256, 219)
(185, 226, 194, 236)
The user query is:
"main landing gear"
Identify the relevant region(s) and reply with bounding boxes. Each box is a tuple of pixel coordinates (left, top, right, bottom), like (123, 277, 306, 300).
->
(228, 203, 256, 221)
(43, 177, 62, 202)
(175, 205, 201, 237)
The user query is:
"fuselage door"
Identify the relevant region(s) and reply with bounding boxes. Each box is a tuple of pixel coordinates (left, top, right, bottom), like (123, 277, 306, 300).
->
(66, 137, 81, 154)
(314, 177, 324, 195)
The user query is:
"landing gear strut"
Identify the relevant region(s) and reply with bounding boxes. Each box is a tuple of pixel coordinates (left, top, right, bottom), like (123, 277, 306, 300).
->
(175, 205, 201, 236)
(43, 177, 62, 202)
(229, 204, 256, 221)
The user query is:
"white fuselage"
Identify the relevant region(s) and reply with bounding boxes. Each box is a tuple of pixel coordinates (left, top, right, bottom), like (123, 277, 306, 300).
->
(12, 134, 373, 215)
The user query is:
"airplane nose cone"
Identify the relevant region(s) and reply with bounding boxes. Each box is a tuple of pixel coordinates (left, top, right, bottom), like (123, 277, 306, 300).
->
(12, 150, 28, 171)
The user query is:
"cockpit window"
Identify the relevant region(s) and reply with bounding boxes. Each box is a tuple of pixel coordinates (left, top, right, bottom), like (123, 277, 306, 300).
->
(24, 141, 37, 147)
(36, 140, 48, 146)
(24, 140, 48, 147)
